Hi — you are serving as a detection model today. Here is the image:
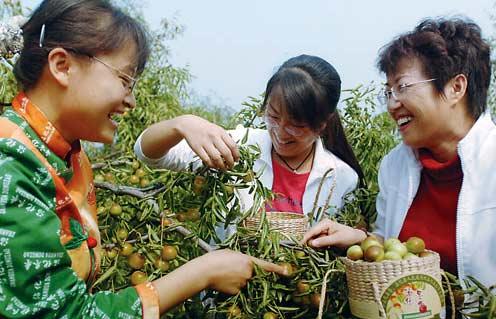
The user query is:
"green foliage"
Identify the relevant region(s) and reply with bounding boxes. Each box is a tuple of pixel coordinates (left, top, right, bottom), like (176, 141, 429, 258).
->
(0, 0, 24, 110)
(338, 85, 398, 226)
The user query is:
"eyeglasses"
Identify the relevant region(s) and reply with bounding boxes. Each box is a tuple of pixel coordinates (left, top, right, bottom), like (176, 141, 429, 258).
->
(264, 112, 308, 137)
(92, 56, 137, 93)
(377, 78, 437, 106)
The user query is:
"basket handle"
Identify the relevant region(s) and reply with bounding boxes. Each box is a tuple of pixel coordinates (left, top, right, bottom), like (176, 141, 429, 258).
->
(372, 282, 387, 319)
(316, 268, 344, 319)
(441, 270, 456, 319)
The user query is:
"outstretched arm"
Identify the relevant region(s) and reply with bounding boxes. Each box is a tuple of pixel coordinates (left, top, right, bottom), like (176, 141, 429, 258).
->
(140, 115, 240, 170)
(151, 249, 287, 313)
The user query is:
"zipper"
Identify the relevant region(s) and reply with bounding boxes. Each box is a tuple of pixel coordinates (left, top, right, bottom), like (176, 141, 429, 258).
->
(455, 145, 464, 285)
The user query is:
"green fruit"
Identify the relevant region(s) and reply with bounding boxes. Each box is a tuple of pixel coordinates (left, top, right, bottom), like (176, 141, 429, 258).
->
(192, 175, 206, 194)
(135, 168, 146, 178)
(419, 251, 433, 258)
(104, 173, 115, 182)
(364, 245, 384, 262)
(295, 251, 306, 259)
(128, 253, 145, 270)
(384, 238, 402, 251)
(227, 305, 241, 318)
(242, 170, 255, 182)
(361, 236, 382, 252)
(296, 280, 310, 293)
(154, 258, 170, 272)
(387, 242, 408, 257)
(121, 243, 133, 256)
(116, 228, 128, 240)
(406, 237, 425, 254)
(347, 245, 364, 261)
(161, 245, 178, 261)
(129, 175, 140, 185)
(131, 161, 140, 170)
(278, 262, 295, 277)
(109, 203, 122, 216)
(130, 271, 147, 285)
(186, 208, 200, 221)
(107, 248, 118, 259)
(139, 178, 150, 188)
(384, 251, 402, 261)
(263, 312, 278, 319)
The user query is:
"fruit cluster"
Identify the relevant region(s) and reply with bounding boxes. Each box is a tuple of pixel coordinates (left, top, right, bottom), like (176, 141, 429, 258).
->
(346, 235, 430, 262)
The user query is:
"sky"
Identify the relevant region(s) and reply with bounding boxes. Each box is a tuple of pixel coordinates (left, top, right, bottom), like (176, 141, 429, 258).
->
(21, 0, 496, 110)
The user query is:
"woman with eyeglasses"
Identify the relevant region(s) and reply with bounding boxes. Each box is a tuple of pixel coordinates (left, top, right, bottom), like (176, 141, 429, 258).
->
(0, 1, 288, 318)
(135, 54, 363, 227)
(303, 17, 496, 287)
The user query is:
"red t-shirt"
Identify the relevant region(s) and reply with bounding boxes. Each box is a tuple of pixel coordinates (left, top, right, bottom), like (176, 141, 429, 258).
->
(398, 149, 462, 275)
(265, 157, 310, 214)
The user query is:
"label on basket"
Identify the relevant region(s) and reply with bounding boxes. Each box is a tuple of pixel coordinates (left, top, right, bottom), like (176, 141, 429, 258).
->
(381, 273, 445, 319)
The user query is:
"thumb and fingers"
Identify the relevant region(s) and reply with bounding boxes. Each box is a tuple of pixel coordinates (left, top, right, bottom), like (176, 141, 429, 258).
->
(250, 256, 288, 276)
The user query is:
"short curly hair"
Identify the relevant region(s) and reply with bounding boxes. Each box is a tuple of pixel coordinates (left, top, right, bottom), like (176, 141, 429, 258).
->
(377, 17, 491, 119)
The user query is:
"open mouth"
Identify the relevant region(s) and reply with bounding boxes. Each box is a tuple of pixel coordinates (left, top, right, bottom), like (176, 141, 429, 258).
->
(108, 112, 121, 126)
(396, 116, 412, 128)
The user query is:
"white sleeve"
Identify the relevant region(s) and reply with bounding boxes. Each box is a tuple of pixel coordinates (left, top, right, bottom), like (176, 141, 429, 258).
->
(133, 126, 250, 172)
(373, 155, 389, 238)
(133, 131, 201, 171)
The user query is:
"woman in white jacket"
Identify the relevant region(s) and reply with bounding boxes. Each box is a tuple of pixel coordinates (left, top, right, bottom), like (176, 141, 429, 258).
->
(134, 55, 362, 224)
(303, 18, 495, 287)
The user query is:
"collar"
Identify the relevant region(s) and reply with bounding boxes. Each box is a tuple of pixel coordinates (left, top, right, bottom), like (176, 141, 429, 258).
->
(418, 148, 462, 182)
(458, 112, 495, 163)
(12, 92, 73, 159)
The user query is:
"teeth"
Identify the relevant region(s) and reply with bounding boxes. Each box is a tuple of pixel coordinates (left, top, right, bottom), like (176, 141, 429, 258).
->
(397, 116, 412, 126)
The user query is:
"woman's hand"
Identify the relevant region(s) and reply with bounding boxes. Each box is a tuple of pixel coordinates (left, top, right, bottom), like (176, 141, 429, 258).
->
(152, 249, 286, 313)
(140, 115, 240, 170)
(177, 115, 240, 170)
(201, 249, 287, 294)
(301, 219, 367, 249)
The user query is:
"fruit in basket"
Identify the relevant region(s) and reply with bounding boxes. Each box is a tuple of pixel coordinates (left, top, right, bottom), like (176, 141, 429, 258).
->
(384, 238, 402, 251)
(419, 250, 433, 258)
(388, 242, 408, 257)
(384, 251, 402, 261)
(406, 236, 425, 254)
(364, 245, 385, 262)
(403, 252, 419, 260)
(360, 236, 383, 252)
(346, 245, 363, 261)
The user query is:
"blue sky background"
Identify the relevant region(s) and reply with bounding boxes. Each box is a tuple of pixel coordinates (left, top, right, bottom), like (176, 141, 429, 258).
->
(22, 0, 496, 110)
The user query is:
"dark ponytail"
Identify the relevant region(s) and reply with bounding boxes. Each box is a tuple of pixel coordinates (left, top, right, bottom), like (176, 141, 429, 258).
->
(322, 113, 365, 187)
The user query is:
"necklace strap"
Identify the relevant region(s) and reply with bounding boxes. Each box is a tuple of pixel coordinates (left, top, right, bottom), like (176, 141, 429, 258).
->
(275, 143, 315, 173)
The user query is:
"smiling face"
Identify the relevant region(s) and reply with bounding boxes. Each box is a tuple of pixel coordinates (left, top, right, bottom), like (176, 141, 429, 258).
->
(386, 57, 454, 150)
(265, 87, 319, 159)
(59, 42, 138, 144)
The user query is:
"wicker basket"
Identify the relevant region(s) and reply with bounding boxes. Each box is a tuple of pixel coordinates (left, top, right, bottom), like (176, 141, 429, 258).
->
(342, 251, 445, 319)
(243, 211, 308, 239)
